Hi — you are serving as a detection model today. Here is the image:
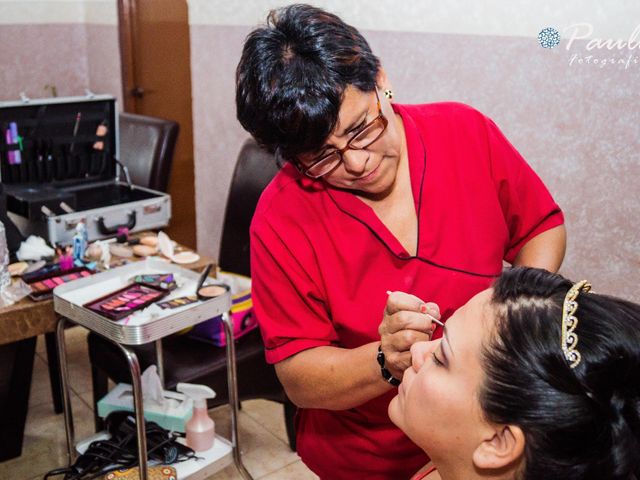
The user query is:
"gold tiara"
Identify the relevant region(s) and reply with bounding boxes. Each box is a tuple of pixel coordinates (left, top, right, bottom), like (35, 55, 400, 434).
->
(561, 280, 591, 369)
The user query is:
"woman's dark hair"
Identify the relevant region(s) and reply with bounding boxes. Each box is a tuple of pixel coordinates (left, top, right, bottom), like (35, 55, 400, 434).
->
(481, 267, 640, 480)
(235, 4, 380, 158)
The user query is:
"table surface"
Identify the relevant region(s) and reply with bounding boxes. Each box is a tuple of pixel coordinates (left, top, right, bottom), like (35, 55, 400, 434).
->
(0, 244, 214, 345)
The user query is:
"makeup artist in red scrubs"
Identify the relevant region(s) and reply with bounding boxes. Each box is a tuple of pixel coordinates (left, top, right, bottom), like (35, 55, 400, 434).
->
(235, 5, 566, 480)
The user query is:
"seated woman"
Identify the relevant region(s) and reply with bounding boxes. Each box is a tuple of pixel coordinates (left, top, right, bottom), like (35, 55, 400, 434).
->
(389, 266, 640, 480)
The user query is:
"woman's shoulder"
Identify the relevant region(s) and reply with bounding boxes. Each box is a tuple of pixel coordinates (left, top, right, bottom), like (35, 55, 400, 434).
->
(410, 463, 441, 480)
(398, 101, 487, 125)
(251, 162, 326, 232)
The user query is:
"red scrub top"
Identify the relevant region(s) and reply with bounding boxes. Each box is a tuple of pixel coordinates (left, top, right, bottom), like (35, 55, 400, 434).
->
(250, 102, 564, 480)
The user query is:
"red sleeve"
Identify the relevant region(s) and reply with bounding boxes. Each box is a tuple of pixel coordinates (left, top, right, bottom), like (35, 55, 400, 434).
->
(483, 115, 564, 263)
(250, 214, 338, 364)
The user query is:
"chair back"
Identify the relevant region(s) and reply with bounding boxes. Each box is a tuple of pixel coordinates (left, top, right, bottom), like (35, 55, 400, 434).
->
(118, 112, 179, 192)
(218, 139, 280, 276)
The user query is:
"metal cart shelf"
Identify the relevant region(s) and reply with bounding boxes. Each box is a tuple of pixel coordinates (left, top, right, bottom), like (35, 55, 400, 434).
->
(53, 259, 253, 480)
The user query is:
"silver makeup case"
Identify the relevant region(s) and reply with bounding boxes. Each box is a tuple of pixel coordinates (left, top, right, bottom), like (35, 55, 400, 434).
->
(0, 94, 171, 245)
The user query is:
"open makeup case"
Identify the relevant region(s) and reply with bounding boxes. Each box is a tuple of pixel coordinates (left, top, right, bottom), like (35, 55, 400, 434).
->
(0, 94, 171, 245)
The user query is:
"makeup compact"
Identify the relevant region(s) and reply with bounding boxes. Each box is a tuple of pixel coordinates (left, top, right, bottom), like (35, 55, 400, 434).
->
(132, 244, 156, 257)
(140, 235, 159, 248)
(84, 283, 169, 320)
(198, 284, 231, 300)
(110, 243, 134, 258)
(8, 261, 28, 276)
(193, 263, 230, 300)
(197, 284, 230, 300)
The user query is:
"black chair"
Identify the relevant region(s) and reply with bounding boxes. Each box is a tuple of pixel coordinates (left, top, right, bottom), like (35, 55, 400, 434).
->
(117, 112, 179, 191)
(45, 113, 180, 414)
(86, 138, 297, 450)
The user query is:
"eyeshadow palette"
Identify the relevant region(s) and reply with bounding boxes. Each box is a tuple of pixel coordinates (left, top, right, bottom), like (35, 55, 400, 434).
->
(25, 267, 94, 301)
(84, 283, 169, 320)
(157, 295, 199, 310)
(128, 273, 177, 291)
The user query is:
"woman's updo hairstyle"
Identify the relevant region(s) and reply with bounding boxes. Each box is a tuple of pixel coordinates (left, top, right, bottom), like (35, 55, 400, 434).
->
(482, 267, 640, 480)
(236, 4, 380, 159)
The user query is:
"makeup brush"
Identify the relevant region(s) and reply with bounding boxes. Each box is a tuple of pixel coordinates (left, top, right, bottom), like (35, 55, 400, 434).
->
(386, 290, 445, 328)
(70, 112, 81, 154)
(195, 263, 213, 294)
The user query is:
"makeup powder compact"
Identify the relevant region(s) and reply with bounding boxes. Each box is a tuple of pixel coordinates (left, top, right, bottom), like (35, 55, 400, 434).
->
(197, 284, 230, 300)
(194, 263, 230, 300)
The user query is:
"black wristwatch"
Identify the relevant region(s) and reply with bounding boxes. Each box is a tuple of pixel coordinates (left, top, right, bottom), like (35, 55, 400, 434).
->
(377, 345, 401, 386)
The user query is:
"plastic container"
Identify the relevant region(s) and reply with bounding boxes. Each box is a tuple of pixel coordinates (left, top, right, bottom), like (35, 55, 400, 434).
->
(177, 383, 216, 451)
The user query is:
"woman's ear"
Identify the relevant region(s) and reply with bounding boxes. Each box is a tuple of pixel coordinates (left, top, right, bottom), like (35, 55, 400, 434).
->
(472, 425, 525, 471)
(376, 67, 392, 92)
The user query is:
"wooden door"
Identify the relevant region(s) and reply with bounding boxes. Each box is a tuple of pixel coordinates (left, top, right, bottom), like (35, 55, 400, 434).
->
(119, 0, 196, 248)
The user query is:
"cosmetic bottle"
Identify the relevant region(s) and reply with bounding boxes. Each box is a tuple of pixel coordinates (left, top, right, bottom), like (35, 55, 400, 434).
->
(176, 383, 217, 451)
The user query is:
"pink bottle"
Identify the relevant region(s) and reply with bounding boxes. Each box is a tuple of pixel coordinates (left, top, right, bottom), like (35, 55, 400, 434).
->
(177, 383, 216, 451)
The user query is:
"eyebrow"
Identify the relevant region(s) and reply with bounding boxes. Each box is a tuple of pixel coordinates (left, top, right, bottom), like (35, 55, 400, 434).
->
(312, 112, 367, 157)
(339, 111, 367, 137)
(312, 106, 369, 157)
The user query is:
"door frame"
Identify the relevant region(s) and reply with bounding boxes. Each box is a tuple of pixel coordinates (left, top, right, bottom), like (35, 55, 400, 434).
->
(117, 0, 138, 112)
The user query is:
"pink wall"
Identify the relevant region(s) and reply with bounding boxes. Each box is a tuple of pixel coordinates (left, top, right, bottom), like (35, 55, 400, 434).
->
(0, 23, 122, 105)
(190, 25, 639, 301)
(0, 24, 89, 100)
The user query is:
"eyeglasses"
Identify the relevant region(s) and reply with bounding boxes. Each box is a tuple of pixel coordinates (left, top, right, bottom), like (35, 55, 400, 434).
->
(297, 90, 388, 179)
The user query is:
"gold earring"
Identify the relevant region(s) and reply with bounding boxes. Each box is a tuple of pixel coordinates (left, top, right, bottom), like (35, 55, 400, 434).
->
(383, 89, 394, 100)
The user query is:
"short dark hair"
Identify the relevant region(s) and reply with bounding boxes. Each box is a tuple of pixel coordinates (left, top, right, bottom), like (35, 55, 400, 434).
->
(235, 4, 380, 158)
(482, 267, 640, 480)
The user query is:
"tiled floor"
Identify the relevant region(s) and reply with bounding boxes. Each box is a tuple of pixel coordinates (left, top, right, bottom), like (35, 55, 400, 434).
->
(2, 328, 318, 479)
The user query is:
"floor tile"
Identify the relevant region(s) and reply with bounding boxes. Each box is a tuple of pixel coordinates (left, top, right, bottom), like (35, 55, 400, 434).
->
(29, 354, 55, 408)
(37, 326, 93, 395)
(36, 333, 46, 355)
(241, 399, 290, 446)
(1, 393, 94, 479)
(207, 405, 300, 478)
(259, 459, 319, 480)
(205, 463, 245, 480)
(66, 359, 94, 395)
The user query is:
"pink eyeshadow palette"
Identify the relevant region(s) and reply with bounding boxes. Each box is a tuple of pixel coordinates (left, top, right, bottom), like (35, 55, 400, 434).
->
(84, 283, 169, 320)
(26, 267, 94, 301)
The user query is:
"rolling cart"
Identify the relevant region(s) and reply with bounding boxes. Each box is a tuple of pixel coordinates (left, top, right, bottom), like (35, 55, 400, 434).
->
(53, 259, 253, 479)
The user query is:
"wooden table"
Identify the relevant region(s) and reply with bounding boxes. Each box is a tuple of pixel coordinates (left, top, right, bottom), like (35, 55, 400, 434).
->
(0, 246, 213, 461)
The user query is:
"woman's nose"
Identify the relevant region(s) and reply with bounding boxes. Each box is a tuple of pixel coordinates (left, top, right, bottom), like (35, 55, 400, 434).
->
(410, 341, 438, 371)
(341, 148, 368, 174)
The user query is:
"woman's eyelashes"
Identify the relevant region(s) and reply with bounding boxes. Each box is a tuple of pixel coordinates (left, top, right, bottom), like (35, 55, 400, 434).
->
(349, 118, 367, 134)
(431, 352, 445, 367)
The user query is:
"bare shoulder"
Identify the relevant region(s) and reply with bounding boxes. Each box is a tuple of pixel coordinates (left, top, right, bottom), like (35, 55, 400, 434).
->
(411, 462, 441, 480)
(426, 470, 442, 480)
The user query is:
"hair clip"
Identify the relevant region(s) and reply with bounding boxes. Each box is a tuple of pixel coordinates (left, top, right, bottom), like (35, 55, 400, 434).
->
(561, 280, 591, 368)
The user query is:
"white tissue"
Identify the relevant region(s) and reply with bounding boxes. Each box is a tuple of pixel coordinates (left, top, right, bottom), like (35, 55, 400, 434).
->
(124, 303, 164, 325)
(16, 236, 55, 261)
(141, 365, 165, 407)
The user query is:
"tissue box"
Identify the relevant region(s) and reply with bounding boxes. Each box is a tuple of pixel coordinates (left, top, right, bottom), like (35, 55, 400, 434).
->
(97, 383, 193, 433)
